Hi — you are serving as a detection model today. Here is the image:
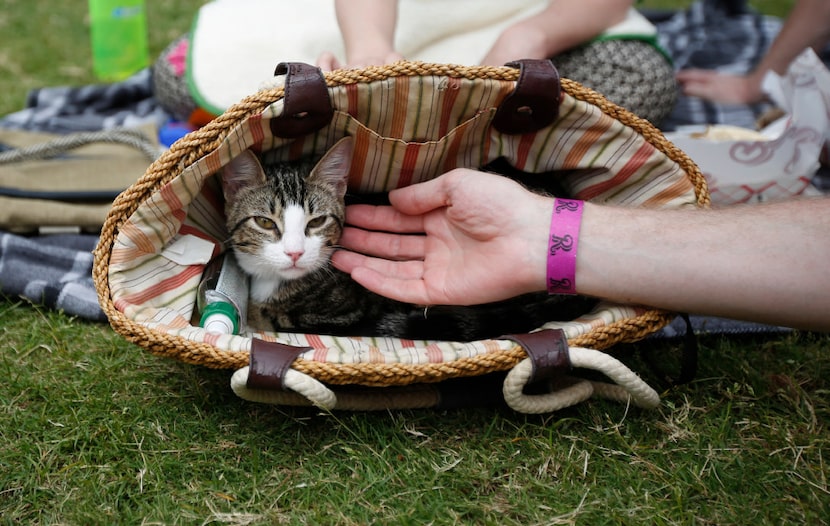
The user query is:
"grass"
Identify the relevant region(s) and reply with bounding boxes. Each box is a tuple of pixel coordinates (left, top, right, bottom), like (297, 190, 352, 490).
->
(2, 302, 828, 524)
(0, 0, 827, 524)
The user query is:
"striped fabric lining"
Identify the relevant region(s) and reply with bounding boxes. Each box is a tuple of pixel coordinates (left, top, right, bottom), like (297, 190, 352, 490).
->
(108, 73, 698, 366)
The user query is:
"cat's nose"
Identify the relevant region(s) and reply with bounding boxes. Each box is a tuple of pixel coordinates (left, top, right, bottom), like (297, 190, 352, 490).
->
(286, 250, 304, 263)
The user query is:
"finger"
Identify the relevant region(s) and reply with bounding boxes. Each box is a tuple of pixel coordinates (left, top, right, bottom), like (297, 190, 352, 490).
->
(675, 69, 712, 82)
(316, 52, 338, 71)
(332, 249, 425, 280)
(339, 226, 426, 259)
(344, 204, 425, 233)
(350, 266, 432, 305)
(388, 176, 452, 216)
(679, 81, 713, 98)
(386, 52, 406, 64)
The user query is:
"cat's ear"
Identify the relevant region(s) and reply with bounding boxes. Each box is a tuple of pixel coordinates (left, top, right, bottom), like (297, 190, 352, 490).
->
(310, 137, 353, 198)
(221, 149, 266, 199)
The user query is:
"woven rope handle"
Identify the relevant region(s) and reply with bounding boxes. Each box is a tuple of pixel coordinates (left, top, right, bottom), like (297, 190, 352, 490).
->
(231, 366, 338, 409)
(502, 347, 660, 413)
(0, 128, 164, 164)
(230, 367, 445, 410)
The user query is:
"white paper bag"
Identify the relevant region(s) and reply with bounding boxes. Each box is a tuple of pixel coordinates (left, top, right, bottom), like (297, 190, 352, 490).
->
(666, 48, 829, 205)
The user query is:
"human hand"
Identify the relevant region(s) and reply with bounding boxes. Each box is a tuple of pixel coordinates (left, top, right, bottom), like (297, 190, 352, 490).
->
(317, 50, 405, 72)
(480, 0, 631, 66)
(346, 50, 405, 69)
(675, 69, 767, 105)
(481, 21, 551, 66)
(316, 52, 343, 72)
(331, 169, 552, 305)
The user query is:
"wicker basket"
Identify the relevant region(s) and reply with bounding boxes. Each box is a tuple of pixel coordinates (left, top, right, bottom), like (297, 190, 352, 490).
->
(93, 60, 708, 413)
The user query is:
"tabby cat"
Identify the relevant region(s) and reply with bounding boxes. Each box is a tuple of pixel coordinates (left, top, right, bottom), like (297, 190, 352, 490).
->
(221, 138, 595, 341)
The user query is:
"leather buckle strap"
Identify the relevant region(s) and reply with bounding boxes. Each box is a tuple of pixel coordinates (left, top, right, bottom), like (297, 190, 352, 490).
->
(270, 62, 334, 139)
(246, 338, 311, 391)
(493, 59, 562, 135)
(501, 328, 571, 384)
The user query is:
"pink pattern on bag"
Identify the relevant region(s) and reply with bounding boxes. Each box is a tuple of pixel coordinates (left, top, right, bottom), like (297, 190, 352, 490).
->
(166, 38, 189, 77)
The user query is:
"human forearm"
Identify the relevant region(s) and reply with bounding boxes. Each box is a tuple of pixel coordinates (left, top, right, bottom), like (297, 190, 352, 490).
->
(754, 0, 830, 77)
(334, 169, 830, 331)
(481, 0, 632, 65)
(575, 199, 830, 330)
(530, 0, 632, 54)
(676, 0, 830, 104)
(334, 0, 398, 66)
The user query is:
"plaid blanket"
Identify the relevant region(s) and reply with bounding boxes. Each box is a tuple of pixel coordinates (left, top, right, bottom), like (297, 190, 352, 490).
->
(655, 0, 783, 130)
(0, 232, 105, 321)
(0, 68, 167, 134)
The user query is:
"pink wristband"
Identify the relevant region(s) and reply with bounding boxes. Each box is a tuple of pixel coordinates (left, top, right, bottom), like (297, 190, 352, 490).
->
(546, 198, 583, 295)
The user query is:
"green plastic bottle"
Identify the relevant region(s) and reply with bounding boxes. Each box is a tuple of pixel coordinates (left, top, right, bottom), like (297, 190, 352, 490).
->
(88, 0, 149, 81)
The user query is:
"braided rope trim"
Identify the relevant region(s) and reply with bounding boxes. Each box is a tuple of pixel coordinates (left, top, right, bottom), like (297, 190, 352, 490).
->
(0, 128, 164, 164)
(92, 61, 707, 385)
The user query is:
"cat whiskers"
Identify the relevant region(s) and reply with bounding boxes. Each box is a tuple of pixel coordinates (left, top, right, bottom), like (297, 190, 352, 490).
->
(314, 261, 341, 282)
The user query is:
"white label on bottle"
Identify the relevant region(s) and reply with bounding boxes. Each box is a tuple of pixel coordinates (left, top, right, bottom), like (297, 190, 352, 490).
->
(161, 234, 217, 266)
(203, 313, 234, 334)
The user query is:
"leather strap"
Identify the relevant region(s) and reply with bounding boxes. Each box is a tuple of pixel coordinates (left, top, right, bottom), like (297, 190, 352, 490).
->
(492, 59, 561, 135)
(270, 62, 334, 139)
(501, 329, 571, 383)
(246, 338, 312, 391)
(642, 313, 699, 388)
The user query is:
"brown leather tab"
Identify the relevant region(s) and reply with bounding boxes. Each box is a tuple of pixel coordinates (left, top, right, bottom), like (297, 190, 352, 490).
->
(270, 62, 334, 139)
(501, 329, 571, 383)
(492, 59, 561, 135)
(246, 338, 312, 391)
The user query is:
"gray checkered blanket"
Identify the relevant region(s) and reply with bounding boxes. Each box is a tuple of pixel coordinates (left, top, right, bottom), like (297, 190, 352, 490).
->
(0, 232, 105, 321)
(656, 0, 784, 130)
(0, 68, 167, 133)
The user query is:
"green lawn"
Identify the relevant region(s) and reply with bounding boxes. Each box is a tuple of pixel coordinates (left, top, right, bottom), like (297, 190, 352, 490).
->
(2, 1, 828, 524)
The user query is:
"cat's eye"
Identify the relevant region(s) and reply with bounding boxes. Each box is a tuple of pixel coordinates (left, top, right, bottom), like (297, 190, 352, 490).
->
(253, 216, 278, 230)
(306, 216, 327, 230)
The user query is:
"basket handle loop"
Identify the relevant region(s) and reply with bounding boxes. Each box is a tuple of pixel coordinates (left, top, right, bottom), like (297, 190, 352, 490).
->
(233, 338, 338, 409)
(501, 329, 571, 384)
(501, 329, 661, 413)
(493, 59, 562, 135)
(247, 338, 310, 391)
(270, 62, 334, 139)
(231, 366, 338, 410)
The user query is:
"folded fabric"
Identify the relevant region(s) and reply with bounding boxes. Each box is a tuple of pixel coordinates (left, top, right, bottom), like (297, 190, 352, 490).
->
(0, 231, 105, 321)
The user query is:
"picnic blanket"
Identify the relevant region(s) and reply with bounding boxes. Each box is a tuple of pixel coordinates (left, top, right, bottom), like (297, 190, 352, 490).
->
(0, 0, 820, 335)
(655, 0, 784, 130)
(0, 68, 166, 134)
(0, 232, 105, 321)
(0, 69, 162, 320)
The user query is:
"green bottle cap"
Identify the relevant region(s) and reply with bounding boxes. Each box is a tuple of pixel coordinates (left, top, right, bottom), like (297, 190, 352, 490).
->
(199, 302, 239, 334)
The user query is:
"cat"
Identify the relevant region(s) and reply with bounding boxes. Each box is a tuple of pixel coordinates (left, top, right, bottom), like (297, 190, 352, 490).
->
(221, 137, 596, 341)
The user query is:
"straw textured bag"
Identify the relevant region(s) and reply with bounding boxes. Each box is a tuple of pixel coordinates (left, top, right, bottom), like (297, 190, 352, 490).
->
(93, 60, 708, 413)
